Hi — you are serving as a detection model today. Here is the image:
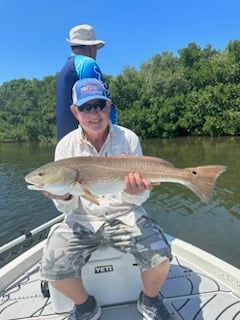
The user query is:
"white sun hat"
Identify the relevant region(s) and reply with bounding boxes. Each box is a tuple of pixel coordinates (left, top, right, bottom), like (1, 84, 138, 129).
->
(66, 24, 105, 49)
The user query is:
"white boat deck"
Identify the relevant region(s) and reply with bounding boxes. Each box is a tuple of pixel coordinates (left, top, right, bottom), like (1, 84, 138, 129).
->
(1, 235, 240, 320)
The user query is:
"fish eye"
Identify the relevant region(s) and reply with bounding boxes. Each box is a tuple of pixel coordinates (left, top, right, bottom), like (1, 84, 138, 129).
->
(37, 172, 44, 177)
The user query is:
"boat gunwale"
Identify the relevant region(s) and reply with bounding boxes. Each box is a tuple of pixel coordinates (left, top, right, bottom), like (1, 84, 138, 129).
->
(1, 233, 240, 297)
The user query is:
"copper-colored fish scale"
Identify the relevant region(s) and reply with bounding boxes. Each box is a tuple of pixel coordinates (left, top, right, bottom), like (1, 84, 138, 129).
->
(25, 155, 227, 203)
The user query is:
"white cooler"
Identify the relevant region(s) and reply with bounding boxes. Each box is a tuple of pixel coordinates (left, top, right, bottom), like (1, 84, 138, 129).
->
(49, 246, 142, 313)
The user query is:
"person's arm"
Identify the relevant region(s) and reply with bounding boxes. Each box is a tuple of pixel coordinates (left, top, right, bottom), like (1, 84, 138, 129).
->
(56, 57, 79, 140)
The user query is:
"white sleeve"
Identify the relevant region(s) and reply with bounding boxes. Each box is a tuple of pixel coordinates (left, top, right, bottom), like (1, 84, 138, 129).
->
(52, 197, 79, 214)
(52, 135, 80, 213)
(122, 190, 150, 205)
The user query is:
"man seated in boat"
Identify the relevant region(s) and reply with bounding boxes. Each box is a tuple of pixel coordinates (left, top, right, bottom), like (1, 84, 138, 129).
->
(41, 78, 173, 320)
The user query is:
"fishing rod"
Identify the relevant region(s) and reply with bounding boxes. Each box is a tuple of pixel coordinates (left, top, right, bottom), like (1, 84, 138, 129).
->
(0, 213, 65, 254)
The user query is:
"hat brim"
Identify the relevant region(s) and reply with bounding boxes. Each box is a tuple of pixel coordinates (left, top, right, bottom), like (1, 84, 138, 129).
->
(75, 96, 110, 107)
(66, 39, 105, 49)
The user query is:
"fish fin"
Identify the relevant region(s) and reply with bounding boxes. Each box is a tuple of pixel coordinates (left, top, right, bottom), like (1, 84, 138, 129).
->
(76, 181, 100, 206)
(81, 193, 100, 206)
(184, 165, 227, 203)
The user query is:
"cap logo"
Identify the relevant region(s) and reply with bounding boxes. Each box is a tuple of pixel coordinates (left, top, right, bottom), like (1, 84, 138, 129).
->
(81, 84, 101, 94)
(72, 78, 108, 106)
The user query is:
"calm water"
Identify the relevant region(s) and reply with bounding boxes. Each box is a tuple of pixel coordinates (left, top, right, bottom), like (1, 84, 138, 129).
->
(0, 137, 239, 268)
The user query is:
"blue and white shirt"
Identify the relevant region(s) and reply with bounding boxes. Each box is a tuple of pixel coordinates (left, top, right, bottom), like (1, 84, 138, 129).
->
(56, 55, 117, 141)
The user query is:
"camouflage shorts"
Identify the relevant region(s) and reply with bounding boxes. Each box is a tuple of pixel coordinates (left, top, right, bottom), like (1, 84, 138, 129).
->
(40, 215, 172, 281)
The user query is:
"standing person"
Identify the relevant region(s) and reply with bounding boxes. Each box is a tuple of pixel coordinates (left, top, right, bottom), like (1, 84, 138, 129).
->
(56, 24, 117, 141)
(41, 78, 173, 320)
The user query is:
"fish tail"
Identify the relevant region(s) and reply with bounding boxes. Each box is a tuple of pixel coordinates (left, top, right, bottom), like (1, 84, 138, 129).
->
(184, 165, 227, 203)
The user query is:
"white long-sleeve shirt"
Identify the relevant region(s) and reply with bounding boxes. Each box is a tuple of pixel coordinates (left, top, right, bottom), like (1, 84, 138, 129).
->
(53, 124, 150, 232)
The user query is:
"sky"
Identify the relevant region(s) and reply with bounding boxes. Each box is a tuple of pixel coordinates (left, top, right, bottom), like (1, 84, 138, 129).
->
(0, 0, 239, 85)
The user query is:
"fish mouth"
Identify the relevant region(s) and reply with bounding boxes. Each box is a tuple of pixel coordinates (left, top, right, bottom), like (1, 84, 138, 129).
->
(25, 177, 44, 190)
(26, 183, 44, 191)
(27, 184, 43, 190)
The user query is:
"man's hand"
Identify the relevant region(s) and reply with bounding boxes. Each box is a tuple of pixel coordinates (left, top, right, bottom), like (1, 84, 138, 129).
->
(124, 172, 153, 195)
(42, 191, 72, 201)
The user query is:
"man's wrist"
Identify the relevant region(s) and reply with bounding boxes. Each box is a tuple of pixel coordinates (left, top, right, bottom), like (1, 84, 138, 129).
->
(64, 194, 73, 201)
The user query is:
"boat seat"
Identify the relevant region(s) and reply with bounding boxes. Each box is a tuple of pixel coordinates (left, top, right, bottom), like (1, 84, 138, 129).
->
(49, 246, 142, 313)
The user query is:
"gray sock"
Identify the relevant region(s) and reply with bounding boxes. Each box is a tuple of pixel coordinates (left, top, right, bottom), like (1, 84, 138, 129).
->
(141, 292, 160, 306)
(75, 295, 95, 313)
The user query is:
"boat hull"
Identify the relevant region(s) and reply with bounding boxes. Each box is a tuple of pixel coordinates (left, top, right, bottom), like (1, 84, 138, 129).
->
(1, 234, 240, 319)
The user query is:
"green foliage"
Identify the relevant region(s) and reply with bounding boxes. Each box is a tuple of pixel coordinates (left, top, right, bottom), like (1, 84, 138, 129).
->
(1, 40, 240, 142)
(0, 76, 57, 142)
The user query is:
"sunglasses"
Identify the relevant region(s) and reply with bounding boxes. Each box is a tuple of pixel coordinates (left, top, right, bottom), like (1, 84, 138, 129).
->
(76, 100, 107, 113)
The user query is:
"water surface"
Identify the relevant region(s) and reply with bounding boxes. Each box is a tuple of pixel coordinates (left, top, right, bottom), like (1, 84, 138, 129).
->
(0, 137, 239, 268)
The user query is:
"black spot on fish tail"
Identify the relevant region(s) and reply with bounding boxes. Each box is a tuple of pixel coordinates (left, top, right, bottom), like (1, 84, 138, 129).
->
(185, 165, 227, 202)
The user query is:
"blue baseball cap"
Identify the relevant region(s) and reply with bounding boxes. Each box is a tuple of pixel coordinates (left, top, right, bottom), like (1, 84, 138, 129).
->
(72, 78, 110, 107)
